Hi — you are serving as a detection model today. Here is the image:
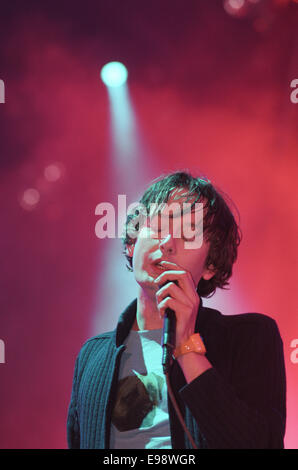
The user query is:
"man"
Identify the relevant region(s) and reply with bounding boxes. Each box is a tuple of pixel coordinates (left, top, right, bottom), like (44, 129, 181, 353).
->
(67, 171, 286, 449)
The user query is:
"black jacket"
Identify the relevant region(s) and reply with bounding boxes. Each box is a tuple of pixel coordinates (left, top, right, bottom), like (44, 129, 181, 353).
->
(67, 298, 286, 449)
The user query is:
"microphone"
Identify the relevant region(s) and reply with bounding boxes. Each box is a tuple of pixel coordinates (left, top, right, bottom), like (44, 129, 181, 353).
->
(161, 280, 178, 374)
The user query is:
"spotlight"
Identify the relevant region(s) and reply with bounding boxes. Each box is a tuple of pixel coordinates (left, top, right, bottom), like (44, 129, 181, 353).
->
(225, 0, 245, 9)
(100, 61, 128, 87)
(223, 0, 246, 15)
(20, 188, 40, 211)
(44, 163, 64, 182)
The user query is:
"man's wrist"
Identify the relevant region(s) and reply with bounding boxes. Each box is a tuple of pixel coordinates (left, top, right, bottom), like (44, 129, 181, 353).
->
(177, 353, 213, 384)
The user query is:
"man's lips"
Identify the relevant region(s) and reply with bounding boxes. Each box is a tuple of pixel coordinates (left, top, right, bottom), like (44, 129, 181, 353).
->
(153, 263, 167, 271)
(151, 260, 170, 273)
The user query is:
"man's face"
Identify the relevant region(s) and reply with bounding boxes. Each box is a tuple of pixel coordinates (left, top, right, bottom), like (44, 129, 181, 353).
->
(127, 189, 215, 293)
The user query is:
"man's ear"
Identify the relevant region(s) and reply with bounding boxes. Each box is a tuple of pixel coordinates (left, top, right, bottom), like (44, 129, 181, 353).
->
(202, 264, 216, 281)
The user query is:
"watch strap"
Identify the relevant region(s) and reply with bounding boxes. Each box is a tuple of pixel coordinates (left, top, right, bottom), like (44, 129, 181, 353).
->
(173, 333, 206, 358)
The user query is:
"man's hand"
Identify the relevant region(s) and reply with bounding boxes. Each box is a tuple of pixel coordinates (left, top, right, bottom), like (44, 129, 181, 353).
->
(154, 260, 213, 382)
(154, 261, 200, 347)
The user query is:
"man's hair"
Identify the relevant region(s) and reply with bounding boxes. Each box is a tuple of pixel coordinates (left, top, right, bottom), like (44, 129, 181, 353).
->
(122, 170, 242, 298)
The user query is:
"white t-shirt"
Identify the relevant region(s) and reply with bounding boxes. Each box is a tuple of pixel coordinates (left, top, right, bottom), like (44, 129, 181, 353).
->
(109, 328, 172, 449)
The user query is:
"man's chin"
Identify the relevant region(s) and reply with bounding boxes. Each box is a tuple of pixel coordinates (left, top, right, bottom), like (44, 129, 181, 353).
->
(135, 272, 158, 291)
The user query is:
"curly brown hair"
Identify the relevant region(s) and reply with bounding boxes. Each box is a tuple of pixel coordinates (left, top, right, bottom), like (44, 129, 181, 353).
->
(122, 170, 242, 298)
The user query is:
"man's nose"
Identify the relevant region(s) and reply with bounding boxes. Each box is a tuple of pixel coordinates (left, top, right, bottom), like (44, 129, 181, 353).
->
(159, 233, 175, 254)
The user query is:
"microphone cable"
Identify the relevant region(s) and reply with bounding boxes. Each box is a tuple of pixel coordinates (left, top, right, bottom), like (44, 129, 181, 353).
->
(160, 280, 198, 449)
(165, 367, 198, 450)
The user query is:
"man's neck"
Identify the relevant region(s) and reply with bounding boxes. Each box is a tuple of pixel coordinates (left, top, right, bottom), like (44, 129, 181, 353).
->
(132, 285, 163, 331)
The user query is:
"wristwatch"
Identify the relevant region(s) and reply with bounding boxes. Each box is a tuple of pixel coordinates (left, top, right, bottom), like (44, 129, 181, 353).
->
(173, 333, 206, 358)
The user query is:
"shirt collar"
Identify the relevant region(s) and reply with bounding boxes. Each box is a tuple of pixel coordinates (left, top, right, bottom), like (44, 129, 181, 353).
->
(113, 295, 206, 347)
